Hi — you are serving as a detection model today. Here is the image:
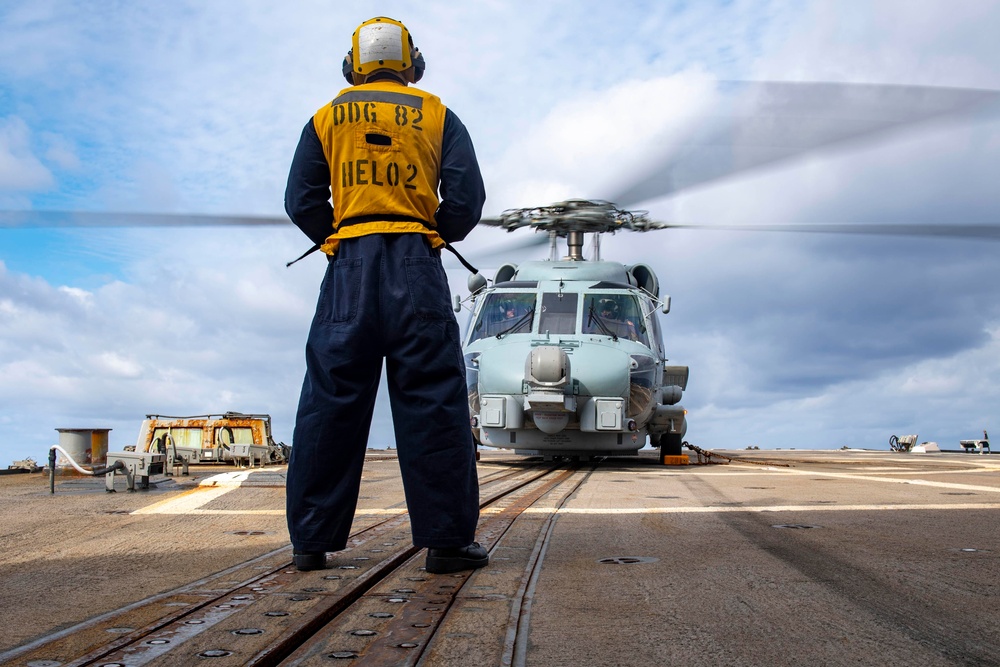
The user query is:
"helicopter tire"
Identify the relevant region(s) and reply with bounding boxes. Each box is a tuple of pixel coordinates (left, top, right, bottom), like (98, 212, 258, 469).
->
(659, 433, 683, 457)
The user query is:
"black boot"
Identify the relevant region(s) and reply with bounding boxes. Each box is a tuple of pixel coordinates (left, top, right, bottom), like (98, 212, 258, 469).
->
(293, 551, 327, 571)
(425, 542, 489, 574)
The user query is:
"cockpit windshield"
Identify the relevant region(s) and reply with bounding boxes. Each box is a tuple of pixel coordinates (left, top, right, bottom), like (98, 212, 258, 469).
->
(582, 293, 649, 344)
(469, 292, 537, 342)
(470, 290, 653, 346)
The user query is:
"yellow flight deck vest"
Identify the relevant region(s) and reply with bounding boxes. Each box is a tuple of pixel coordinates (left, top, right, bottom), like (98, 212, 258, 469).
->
(312, 81, 447, 255)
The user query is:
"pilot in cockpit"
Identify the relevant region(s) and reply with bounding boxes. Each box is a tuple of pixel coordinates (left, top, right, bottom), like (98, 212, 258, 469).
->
(596, 297, 640, 341)
(499, 298, 531, 321)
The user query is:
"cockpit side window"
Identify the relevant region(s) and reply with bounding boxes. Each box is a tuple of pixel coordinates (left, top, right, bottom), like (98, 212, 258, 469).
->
(469, 292, 537, 343)
(582, 293, 649, 345)
(644, 297, 665, 356)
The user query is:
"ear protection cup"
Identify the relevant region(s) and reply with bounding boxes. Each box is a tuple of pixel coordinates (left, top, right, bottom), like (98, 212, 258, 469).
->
(409, 49, 425, 83)
(342, 50, 355, 85)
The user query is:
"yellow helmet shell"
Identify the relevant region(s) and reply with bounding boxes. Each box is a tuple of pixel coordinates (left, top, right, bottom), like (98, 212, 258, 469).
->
(351, 17, 414, 77)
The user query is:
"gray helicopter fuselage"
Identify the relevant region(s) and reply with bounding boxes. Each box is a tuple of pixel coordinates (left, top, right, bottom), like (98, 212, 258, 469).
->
(463, 259, 688, 457)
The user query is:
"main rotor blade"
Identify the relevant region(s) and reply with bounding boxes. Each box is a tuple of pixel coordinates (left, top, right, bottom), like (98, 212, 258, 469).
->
(461, 225, 553, 262)
(611, 81, 1000, 208)
(0, 210, 290, 229)
(660, 221, 1000, 240)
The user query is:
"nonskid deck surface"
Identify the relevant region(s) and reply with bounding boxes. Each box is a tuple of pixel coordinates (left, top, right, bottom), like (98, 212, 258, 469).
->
(1, 449, 999, 665)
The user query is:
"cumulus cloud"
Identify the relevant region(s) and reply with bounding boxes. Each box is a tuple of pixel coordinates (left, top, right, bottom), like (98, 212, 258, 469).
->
(42, 133, 81, 171)
(0, 117, 53, 191)
(483, 71, 719, 211)
(0, 229, 322, 459)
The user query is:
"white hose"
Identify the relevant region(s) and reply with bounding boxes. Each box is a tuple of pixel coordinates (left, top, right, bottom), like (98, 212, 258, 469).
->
(49, 445, 125, 494)
(49, 444, 100, 475)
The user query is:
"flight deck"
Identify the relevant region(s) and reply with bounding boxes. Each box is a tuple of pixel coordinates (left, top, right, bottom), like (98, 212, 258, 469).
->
(1, 449, 998, 666)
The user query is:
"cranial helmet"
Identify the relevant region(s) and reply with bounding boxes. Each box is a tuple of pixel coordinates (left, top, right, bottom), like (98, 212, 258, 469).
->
(342, 17, 425, 85)
(598, 298, 620, 318)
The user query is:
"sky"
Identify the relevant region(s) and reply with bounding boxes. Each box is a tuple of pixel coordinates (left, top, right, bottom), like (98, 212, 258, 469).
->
(2, 0, 1000, 463)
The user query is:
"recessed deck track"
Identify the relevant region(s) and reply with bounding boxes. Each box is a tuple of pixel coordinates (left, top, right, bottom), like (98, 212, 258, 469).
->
(11, 462, 590, 666)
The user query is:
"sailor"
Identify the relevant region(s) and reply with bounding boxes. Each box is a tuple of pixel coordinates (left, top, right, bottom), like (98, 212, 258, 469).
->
(283, 17, 488, 574)
(598, 296, 640, 341)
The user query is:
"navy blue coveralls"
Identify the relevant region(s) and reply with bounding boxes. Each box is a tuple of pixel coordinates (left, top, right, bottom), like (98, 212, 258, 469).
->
(284, 96, 486, 553)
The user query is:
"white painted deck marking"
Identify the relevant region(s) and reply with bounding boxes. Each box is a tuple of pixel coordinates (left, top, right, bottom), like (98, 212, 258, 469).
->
(132, 461, 1000, 516)
(524, 502, 1000, 514)
(137, 508, 406, 516)
(132, 470, 256, 515)
(772, 467, 1000, 493)
(134, 470, 407, 516)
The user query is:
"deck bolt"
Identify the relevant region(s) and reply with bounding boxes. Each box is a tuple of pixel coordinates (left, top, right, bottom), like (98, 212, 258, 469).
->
(232, 628, 264, 635)
(185, 620, 206, 625)
(369, 612, 394, 618)
(290, 596, 314, 601)
(198, 650, 233, 658)
(147, 639, 170, 645)
(387, 597, 407, 603)
(351, 629, 377, 636)
(412, 623, 431, 628)
(398, 643, 419, 648)
(327, 651, 357, 659)
(264, 611, 289, 617)
(323, 575, 342, 580)
(393, 588, 416, 593)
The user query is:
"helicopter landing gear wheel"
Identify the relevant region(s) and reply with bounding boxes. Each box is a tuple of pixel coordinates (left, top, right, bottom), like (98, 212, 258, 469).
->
(658, 433, 683, 457)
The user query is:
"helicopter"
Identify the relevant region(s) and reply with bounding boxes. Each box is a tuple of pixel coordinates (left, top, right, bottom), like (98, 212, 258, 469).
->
(457, 200, 689, 462)
(451, 198, 1000, 462)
